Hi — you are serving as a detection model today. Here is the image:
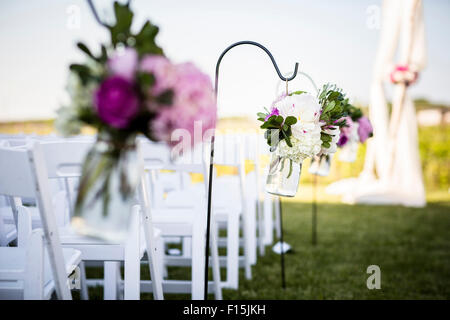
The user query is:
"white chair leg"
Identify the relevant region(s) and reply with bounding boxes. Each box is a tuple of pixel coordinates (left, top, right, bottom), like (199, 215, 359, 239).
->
(263, 193, 274, 245)
(238, 167, 252, 280)
(182, 237, 192, 258)
(257, 198, 265, 256)
(157, 235, 167, 279)
(191, 217, 205, 300)
(210, 216, 222, 300)
(24, 230, 44, 300)
(79, 261, 89, 300)
(104, 261, 120, 300)
(124, 207, 141, 300)
(226, 212, 239, 289)
(246, 198, 257, 265)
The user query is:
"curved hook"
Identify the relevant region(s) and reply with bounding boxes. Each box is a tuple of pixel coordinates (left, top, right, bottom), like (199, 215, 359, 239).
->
(215, 41, 299, 96)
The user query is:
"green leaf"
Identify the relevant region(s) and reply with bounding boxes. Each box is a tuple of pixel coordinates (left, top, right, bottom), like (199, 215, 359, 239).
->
(134, 20, 163, 55)
(260, 122, 278, 129)
(281, 130, 292, 147)
(99, 45, 108, 63)
(323, 100, 336, 114)
(77, 42, 97, 61)
(69, 63, 92, 85)
(156, 89, 174, 105)
(284, 116, 297, 126)
(109, 1, 134, 46)
(290, 90, 306, 96)
(257, 112, 267, 119)
(322, 141, 331, 148)
(138, 72, 155, 91)
(274, 115, 284, 125)
(321, 132, 332, 142)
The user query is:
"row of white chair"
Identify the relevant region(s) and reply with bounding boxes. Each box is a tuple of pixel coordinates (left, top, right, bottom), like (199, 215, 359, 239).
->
(0, 132, 280, 299)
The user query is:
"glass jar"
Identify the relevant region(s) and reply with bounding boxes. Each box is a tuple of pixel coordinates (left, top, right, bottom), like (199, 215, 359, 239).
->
(265, 153, 302, 197)
(71, 132, 140, 243)
(338, 141, 359, 163)
(309, 154, 332, 176)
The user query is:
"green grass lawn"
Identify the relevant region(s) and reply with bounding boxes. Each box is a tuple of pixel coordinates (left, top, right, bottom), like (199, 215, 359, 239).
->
(81, 187, 450, 300)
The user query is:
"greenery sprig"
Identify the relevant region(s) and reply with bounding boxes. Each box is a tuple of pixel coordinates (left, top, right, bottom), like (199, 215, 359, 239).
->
(257, 113, 297, 151)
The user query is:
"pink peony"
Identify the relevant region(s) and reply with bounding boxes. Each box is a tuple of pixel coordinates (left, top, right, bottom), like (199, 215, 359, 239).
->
(151, 62, 216, 146)
(94, 76, 139, 129)
(357, 116, 373, 143)
(140, 55, 177, 96)
(107, 48, 138, 81)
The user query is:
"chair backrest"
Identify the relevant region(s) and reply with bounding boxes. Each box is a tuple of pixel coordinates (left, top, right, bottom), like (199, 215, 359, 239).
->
(39, 140, 93, 179)
(138, 138, 210, 208)
(213, 134, 244, 167)
(0, 142, 72, 299)
(39, 140, 93, 220)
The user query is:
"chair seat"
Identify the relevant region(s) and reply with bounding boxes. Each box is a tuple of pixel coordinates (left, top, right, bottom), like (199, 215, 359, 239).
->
(0, 247, 81, 300)
(59, 226, 160, 261)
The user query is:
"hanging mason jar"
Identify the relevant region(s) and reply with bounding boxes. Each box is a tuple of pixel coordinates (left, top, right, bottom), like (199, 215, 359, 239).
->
(266, 152, 302, 197)
(71, 132, 141, 243)
(338, 141, 359, 162)
(309, 154, 332, 176)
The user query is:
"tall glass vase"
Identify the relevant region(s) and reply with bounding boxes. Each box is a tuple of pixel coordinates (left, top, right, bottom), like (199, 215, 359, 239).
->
(71, 132, 140, 243)
(309, 154, 332, 176)
(266, 152, 302, 197)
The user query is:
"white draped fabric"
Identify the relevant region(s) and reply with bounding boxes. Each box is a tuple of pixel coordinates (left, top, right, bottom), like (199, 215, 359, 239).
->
(326, 0, 426, 207)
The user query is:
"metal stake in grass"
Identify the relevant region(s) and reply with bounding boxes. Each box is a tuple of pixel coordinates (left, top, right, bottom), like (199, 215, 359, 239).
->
(312, 174, 318, 245)
(279, 198, 286, 289)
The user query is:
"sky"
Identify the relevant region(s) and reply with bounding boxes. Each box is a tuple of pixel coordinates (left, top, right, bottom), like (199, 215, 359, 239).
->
(0, 0, 449, 121)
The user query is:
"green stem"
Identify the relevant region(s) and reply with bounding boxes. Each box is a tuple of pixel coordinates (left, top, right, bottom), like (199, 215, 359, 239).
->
(287, 159, 293, 179)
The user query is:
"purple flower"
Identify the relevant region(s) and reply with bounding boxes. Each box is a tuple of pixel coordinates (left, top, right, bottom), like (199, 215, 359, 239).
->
(337, 134, 348, 147)
(265, 107, 280, 121)
(94, 76, 139, 129)
(337, 116, 353, 147)
(107, 48, 138, 80)
(357, 116, 373, 143)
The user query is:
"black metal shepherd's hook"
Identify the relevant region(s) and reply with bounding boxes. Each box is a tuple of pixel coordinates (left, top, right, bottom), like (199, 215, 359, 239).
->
(205, 41, 299, 299)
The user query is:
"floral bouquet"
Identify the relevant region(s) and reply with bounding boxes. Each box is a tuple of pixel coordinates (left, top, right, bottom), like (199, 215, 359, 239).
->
(257, 84, 361, 196)
(336, 102, 373, 163)
(56, 2, 216, 241)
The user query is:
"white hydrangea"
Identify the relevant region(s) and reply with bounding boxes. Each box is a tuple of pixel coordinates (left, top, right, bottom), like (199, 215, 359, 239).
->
(274, 94, 322, 163)
(321, 125, 341, 155)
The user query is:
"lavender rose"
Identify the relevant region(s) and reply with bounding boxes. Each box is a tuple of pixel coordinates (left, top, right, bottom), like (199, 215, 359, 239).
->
(94, 76, 139, 129)
(357, 116, 373, 143)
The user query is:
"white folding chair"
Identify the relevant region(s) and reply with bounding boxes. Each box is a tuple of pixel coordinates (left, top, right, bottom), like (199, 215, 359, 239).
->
(160, 134, 253, 290)
(0, 142, 84, 299)
(139, 139, 222, 299)
(213, 134, 254, 287)
(38, 139, 164, 300)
